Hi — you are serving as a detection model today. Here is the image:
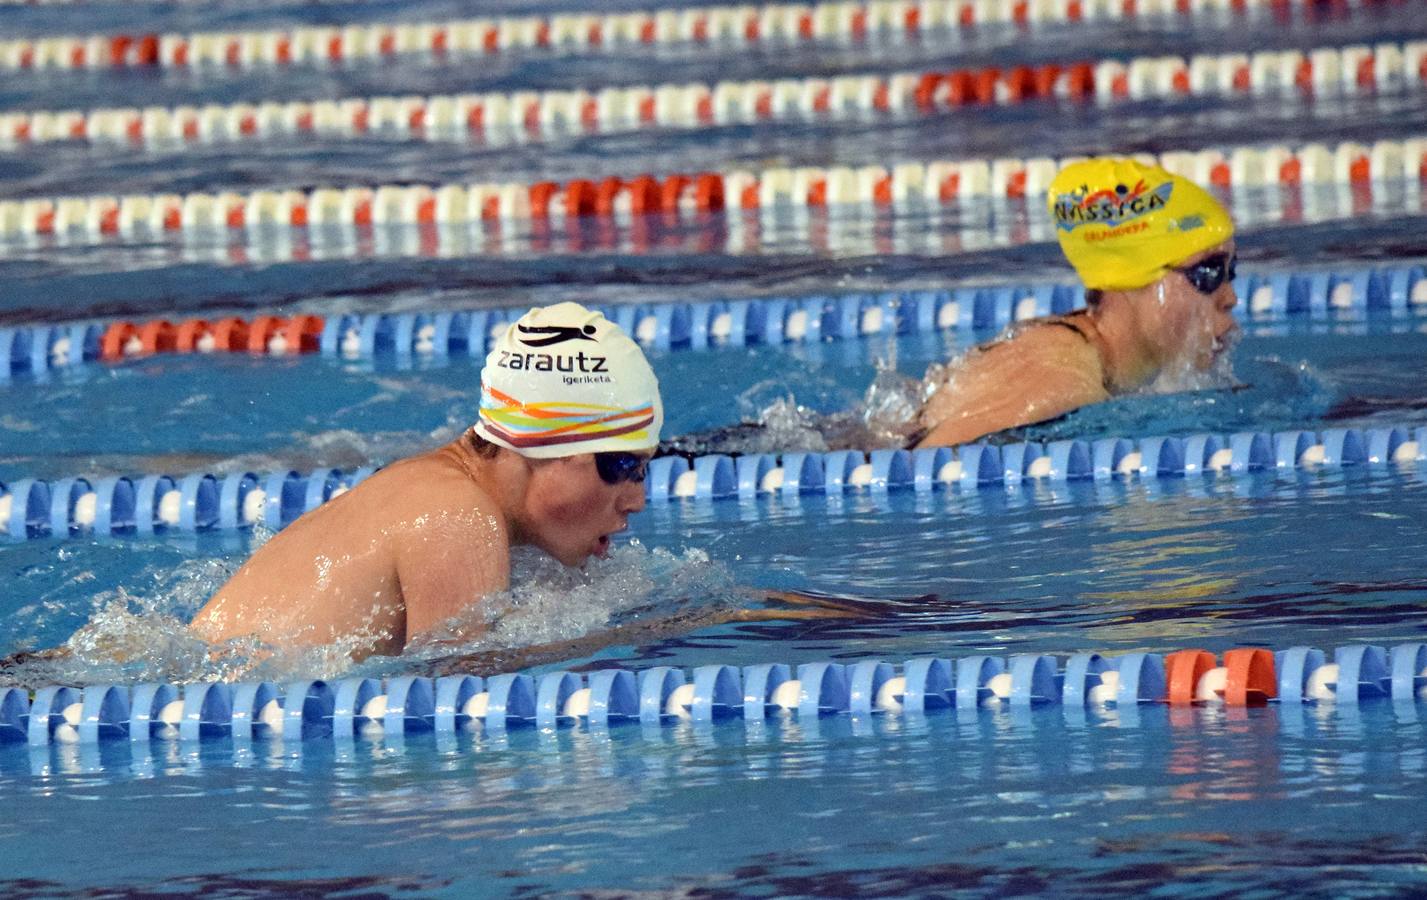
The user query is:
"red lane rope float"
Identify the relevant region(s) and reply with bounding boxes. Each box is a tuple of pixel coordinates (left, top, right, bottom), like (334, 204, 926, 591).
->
(1, 0, 1412, 72)
(244, 316, 285, 353)
(1168, 648, 1279, 706)
(1224, 648, 1277, 706)
(97, 315, 326, 361)
(97, 322, 137, 361)
(174, 318, 211, 352)
(3, 41, 1425, 153)
(136, 319, 176, 355)
(1167, 650, 1219, 705)
(211, 317, 251, 351)
(280, 315, 324, 353)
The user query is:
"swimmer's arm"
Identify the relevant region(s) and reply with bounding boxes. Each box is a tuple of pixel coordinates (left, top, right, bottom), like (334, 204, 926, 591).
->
(395, 512, 511, 644)
(398, 548, 509, 641)
(422, 598, 857, 677)
(916, 413, 1013, 450)
(741, 587, 878, 619)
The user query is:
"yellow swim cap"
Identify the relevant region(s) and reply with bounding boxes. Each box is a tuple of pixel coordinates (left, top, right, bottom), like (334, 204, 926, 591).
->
(1048, 158, 1234, 291)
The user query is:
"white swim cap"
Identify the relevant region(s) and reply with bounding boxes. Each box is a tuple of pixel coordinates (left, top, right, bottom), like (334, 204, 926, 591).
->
(474, 302, 663, 459)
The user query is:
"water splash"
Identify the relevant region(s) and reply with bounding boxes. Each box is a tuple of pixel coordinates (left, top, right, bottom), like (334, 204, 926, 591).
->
(0, 538, 740, 689)
(1016, 344, 1333, 443)
(396, 541, 742, 672)
(1, 554, 248, 690)
(859, 361, 924, 443)
(748, 395, 833, 453)
(1137, 323, 1243, 397)
(665, 356, 924, 456)
(668, 315, 1270, 456)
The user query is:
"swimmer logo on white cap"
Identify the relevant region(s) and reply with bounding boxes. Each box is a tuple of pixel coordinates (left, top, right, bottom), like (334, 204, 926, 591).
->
(474, 302, 663, 459)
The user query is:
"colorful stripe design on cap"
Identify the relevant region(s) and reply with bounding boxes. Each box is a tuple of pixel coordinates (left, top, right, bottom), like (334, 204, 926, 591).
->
(479, 386, 655, 448)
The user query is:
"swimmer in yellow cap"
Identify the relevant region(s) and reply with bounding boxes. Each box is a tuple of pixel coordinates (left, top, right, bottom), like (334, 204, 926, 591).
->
(914, 157, 1239, 448)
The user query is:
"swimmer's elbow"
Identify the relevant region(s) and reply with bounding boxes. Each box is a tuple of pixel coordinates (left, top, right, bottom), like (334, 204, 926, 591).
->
(914, 418, 984, 449)
(1026, 381, 1111, 423)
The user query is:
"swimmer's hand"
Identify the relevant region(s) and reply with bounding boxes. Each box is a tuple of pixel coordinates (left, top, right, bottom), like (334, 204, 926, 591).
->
(0, 646, 77, 692)
(733, 587, 882, 621)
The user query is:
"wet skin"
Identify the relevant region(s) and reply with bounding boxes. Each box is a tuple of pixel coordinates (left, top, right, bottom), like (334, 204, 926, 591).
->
(190, 436, 649, 661)
(916, 241, 1239, 449)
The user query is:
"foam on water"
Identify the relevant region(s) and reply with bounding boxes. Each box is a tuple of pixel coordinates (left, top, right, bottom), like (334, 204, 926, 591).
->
(1, 551, 251, 690)
(665, 317, 1282, 456)
(1138, 322, 1243, 397)
(0, 536, 740, 688)
(396, 541, 742, 675)
(662, 352, 925, 456)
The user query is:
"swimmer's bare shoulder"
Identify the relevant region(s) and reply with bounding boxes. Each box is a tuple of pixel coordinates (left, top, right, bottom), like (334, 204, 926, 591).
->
(381, 443, 512, 640)
(192, 440, 510, 656)
(916, 320, 1110, 448)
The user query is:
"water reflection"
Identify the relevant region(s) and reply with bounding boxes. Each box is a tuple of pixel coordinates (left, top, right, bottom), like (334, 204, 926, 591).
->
(0, 696, 1424, 895)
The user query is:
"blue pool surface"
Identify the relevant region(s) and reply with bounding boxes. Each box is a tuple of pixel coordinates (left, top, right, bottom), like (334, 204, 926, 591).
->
(3, 317, 1427, 482)
(3, 0, 1427, 895)
(4, 470, 1427, 896)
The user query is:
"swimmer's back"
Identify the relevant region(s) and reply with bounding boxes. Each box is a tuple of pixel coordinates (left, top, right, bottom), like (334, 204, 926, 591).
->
(916, 313, 1110, 448)
(191, 442, 509, 658)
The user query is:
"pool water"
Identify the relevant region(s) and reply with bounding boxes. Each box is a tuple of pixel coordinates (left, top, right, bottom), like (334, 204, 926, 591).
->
(4, 471, 1427, 896)
(4, 698, 1427, 897)
(4, 0, 1427, 895)
(4, 318, 1426, 481)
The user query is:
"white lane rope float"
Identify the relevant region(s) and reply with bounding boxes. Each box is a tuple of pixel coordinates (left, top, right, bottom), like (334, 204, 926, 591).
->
(2, 41, 1425, 153)
(0, 134, 1421, 246)
(0, 0, 1401, 66)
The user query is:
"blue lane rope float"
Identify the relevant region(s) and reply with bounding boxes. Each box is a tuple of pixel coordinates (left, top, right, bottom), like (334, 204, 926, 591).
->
(4, 643, 1426, 748)
(1, 263, 1424, 379)
(1, 425, 1423, 540)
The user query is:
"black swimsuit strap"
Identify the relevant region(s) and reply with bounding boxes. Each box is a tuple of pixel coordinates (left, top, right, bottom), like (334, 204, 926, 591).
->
(1038, 312, 1096, 344)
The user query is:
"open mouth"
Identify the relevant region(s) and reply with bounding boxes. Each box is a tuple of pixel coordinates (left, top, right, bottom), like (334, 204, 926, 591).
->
(1211, 328, 1238, 357)
(594, 534, 612, 558)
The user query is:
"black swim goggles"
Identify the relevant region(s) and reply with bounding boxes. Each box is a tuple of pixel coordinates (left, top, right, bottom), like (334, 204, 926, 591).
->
(1174, 252, 1237, 296)
(594, 451, 649, 485)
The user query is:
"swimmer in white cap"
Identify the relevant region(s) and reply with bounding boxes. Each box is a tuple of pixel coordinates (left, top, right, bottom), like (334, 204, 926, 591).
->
(191, 302, 671, 660)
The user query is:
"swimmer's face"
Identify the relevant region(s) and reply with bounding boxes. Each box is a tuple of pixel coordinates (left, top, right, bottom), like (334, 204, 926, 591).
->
(1145, 240, 1239, 370)
(522, 451, 649, 566)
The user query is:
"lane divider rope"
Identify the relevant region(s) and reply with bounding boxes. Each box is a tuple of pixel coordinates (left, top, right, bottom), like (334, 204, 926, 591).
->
(0, 181, 1409, 285)
(0, 180, 1406, 269)
(2, 41, 1425, 153)
(5, 643, 1425, 747)
(0, 0, 1401, 72)
(0, 134, 1422, 243)
(1, 424, 1422, 540)
(1, 262, 1424, 379)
